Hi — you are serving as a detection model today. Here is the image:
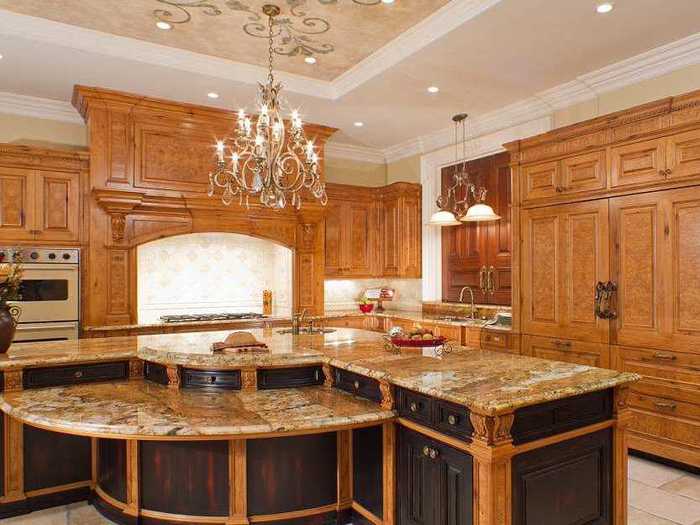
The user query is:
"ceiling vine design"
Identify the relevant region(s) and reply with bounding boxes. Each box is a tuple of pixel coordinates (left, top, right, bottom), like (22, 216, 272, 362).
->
(153, 0, 386, 58)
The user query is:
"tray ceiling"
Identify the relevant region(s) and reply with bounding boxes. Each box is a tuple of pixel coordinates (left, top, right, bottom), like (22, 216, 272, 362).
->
(0, 0, 450, 80)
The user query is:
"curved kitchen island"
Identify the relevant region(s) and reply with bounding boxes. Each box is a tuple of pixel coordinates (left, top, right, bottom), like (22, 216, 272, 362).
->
(0, 328, 638, 525)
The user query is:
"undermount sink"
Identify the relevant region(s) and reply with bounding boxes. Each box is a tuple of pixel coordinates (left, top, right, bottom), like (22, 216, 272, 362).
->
(436, 316, 488, 326)
(277, 327, 337, 335)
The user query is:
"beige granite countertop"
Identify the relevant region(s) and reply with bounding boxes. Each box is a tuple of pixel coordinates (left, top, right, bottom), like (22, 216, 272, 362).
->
(0, 381, 394, 438)
(1, 328, 638, 418)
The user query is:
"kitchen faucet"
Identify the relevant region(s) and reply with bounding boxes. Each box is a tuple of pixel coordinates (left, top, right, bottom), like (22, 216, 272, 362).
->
(291, 309, 308, 335)
(458, 286, 476, 320)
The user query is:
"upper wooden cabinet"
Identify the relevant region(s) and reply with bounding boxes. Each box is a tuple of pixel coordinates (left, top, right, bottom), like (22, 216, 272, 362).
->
(521, 200, 610, 343)
(610, 137, 666, 188)
(324, 182, 421, 279)
(0, 146, 86, 244)
(442, 153, 511, 305)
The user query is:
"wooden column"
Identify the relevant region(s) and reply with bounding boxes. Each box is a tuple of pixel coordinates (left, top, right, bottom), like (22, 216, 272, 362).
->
(124, 439, 139, 517)
(337, 430, 352, 511)
(382, 422, 396, 525)
(2, 415, 24, 504)
(228, 439, 248, 525)
(469, 412, 515, 525)
(613, 386, 633, 525)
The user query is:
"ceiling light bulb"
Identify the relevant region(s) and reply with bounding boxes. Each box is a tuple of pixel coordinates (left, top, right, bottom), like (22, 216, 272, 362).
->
(156, 21, 172, 30)
(596, 2, 613, 13)
(304, 56, 317, 64)
(207, 92, 219, 99)
(427, 86, 440, 93)
(0, 53, 3, 60)
(354, 122, 364, 127)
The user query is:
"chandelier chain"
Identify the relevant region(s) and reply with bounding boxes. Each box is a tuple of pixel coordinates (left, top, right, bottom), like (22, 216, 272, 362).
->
(267, 14, 275, 86)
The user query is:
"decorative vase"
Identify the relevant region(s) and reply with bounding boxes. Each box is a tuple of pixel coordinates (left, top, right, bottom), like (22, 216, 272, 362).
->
(0, 304, 20, 354)
(359, 303, 374, 314)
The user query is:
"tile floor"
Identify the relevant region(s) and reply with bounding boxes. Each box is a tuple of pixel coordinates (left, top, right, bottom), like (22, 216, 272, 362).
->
(1, 456, 699, 524)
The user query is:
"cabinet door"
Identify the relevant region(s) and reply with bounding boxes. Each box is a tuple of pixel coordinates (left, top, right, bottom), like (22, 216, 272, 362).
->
(401, 196, 422, 277)
(398, 428, 439, 525)
(324, 202, 344, 277)
(521, 160, 560, 202)
(381, 196, 401, 276)
(346, 202, 374, 277)
(484, 155, 512, 305)
(560, 150, 607, 195)
(34, 171, 80, 242)
(611, 187, 700, 352)
(0, 167, 35, 240)
(521, 201, 610, 343)
(610, 137, 666, 188)
(666, 128, 700, 182)
(522, 335, 610, 368)
(434, 439, 473, 525)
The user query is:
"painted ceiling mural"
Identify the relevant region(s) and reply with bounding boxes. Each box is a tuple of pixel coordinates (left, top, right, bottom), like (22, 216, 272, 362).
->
(0, 0, 450, 79)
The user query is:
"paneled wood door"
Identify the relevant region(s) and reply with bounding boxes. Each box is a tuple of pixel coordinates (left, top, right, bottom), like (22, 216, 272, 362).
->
(666, 128, 700, 182)
(324, 199, 375, 278)
(324, 202, 344, 275)
(611, 186, 700, 352)
(380, 195, 401, 277)
(610, 137, 666, 188)
(521, 200, 610, 343)
(484, 154, 512, 305)
(34, 171, 80, 242)
(0, 167, 35, 241)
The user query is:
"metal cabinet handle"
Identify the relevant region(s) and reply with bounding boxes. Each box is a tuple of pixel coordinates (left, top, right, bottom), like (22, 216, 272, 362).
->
(595, 281, 618, 319)
(422, 446, 430, 457)
(653, 401, 677, 411)
(652, 352, 677, 361)
(207, 376, 216, 384)
(659, 170, 667, 177)
(447, 415, 458, 426)
(353, 380, 360, 390)
(665, 168, 673, 176)
(409, 402, 418, 413)
(553, 340, 572, 348)
(479, 266, 487, 293)
(429, 448, 439, 459)
(74, 371, 83, 379)
(555, 185, 563, 193)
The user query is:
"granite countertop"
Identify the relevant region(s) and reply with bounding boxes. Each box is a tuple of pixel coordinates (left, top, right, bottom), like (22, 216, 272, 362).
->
(1, 328, 638, 418)
(0, 381, 394, 438)
(323, 309, 493, 328)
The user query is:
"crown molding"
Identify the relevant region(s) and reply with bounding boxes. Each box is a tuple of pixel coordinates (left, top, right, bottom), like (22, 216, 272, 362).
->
(324, 142, 386, 164)
(332, 0, 504, 98)
(0, 91, 82, 124)
(385, 31, 700, 163)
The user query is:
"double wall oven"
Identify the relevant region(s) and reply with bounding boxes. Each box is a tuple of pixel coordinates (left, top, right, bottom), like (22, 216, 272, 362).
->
(1, 247, 80, 343)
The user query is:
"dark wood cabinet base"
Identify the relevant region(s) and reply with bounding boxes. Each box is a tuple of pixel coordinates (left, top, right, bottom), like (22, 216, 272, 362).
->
(0, 486, 91, 520)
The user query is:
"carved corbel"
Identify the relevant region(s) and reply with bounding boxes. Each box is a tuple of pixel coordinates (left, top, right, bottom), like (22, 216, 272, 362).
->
(129, 358, 144, 379)
(469, 412, 515, 446)
(111, 213, 126, 242)
(166, 365, 180, 389)
(3, 370, 23, 392)
(322, 364, 334, 388)
(301, 223, 316, 251)
(380, 381, 395, 410)
(241, 368, 257, 391)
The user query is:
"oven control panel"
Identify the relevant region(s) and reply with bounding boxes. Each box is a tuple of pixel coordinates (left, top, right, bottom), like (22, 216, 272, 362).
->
(0, 247, 80, 264)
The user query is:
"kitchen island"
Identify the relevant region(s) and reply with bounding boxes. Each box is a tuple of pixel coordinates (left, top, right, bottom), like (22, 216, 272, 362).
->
(0, 328, 637, 525)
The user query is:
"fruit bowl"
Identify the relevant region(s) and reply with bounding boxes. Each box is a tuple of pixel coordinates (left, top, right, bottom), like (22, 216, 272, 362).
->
(389, 335, 447, 347)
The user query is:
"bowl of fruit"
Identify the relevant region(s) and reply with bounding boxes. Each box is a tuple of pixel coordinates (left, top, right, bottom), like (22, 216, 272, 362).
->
(391, 326, 446, 347)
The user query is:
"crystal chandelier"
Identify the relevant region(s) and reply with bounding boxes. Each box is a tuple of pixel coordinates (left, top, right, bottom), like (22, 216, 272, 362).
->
(208, 4, 327, 210)
(429, 113, 501, 226)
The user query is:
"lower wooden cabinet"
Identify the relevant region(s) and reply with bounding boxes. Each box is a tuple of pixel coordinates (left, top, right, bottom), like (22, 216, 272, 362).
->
(521, 335, 610, 368)
(325, 315, 380, 331)
(397, 426, 473, 525)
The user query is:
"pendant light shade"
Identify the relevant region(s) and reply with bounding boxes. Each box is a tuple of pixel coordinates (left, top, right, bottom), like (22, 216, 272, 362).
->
(429, 209, 461, 226)
(461, 203, 501, 222)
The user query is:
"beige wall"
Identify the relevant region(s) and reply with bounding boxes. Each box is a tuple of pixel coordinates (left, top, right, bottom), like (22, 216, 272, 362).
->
(324, 156, 387, 186)
(554, 63, 700, 128)
(386, 154, 421, 184)
(0, 112, 87, 147)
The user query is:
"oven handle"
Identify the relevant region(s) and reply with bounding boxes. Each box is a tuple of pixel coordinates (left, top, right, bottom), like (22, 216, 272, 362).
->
(15, 322, 79, 331)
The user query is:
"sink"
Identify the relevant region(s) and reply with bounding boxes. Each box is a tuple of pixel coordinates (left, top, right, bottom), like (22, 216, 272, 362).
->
(277, 327, 337, 335)
(435, 316, 488, 326)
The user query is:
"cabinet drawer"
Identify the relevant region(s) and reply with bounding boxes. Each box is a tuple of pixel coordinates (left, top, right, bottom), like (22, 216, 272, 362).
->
(333, 368, 382, 402)
(560, 150, 607, 194)
(610, 137, 666, 188)
(397, 388, 433, 427)
(23, 361, 129, 389)
(615, 346, 700, 387)
(182, 368, 241, 390)
(432, 324, 462, 342)
(481, 329, 509, 349)
(388, 318, 416, 333)
(257, 366, 323, 389)
(144, 361, 169, 386)
(630, 390, 700, 423)
(326, 316, 375, 331)
(523, 335, 610, 368)
(433, 399, 473, 440)
(630, 410, 700, 449)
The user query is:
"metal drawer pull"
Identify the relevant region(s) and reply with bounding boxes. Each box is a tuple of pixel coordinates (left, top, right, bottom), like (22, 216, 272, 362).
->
(409, 402, 419, 412)
(653, 352, 677, 361)
(422, 446, 430, 457)
(447, 415, 458, 426)
(429, 448, 439, 459)
(207, 376, 216, 384)
(554, 340, 572, 348)
(74, 371, 83, 379)
(353, 380, 360, 390)
(653, 401, 677, 411)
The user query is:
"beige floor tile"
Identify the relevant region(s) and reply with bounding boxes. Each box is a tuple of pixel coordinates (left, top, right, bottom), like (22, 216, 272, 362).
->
(630, 479, 700, 525)
(629, 506, 682, 524)
(629, 456, 687, 488)
(662, 474, 700, 503)
(0, 506, 69, 525)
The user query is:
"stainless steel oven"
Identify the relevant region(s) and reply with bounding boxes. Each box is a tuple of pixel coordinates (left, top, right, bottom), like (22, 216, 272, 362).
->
(1, 247, 80, 343)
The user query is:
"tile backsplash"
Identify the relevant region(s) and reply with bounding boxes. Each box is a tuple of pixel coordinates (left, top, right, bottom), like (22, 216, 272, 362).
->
(324, 278, 422, 312)
(137, 233, 293, 323)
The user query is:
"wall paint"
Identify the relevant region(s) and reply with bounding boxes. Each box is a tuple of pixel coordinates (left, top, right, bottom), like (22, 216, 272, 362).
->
(325, 278, 422, 312)
(386, 154, 421, 184)
(0, 112, 87, 147)
(137, 232, 293, 323)
(325, 156, 387, 186)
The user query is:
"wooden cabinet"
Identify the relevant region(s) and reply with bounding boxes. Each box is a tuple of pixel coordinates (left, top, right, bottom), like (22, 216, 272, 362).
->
(521, 335, 610, 368)
(521, 200, 610, 343)
(397, 426, 473, 525)
(667, 128, 700, 181)
(442, 153, 511, 305)
(325, 182, 421, 279)
(325, 315, 380, 331)
(610, 138, 666, 188)
(0, 147, 85, 244)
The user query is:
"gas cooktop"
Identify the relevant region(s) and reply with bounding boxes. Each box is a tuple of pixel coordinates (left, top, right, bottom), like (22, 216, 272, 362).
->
(159, 313, 267, 323)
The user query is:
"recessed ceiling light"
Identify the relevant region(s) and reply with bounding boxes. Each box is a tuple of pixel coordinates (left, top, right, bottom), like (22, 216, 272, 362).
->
(156, 21, 172, 30)
(354, 122, 364, 127)
(427, 86, 440, 94)
(304, 56, 317, 64)
(0, 53, 3, 60)
(207, 92, 220, 99)
(596, 2, 613, 13)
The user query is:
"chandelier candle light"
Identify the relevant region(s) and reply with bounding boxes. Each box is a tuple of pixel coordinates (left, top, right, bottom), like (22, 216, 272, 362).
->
(208, 4, 327, 210)
(429, 113, 501, 226)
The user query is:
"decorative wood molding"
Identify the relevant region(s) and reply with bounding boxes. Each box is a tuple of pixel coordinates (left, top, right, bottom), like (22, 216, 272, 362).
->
(128, 359, 144, 379)
(3, 415, 25, 504)
(337, 430, 353, 509)
(241, 369, 257, 391)
(379, 381, 395, 411)
(322, 364, 333, 388)
(125, 439, 139, 517)
(382, 422, 396, 525)
(228, 439, 248, 525)
(469, 412, 515, 446)
(166, 365, 181, 389)
(111, 213, 126, 242)
(0, 143, 88, 169)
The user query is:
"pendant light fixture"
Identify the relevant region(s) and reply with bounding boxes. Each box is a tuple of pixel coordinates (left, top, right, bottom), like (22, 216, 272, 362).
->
(428, 114, 501, 226)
